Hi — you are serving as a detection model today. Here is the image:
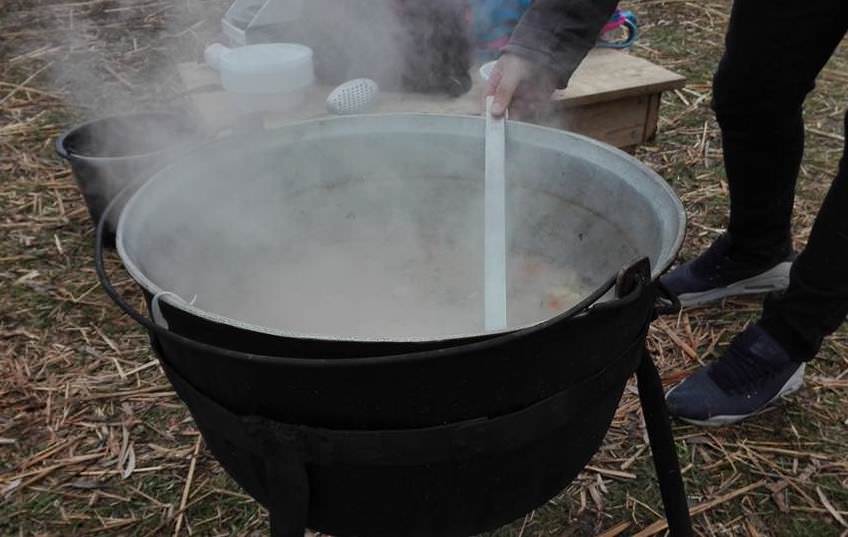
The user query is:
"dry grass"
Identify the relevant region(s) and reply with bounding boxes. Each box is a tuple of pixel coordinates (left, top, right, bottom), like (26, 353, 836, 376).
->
(2, 1, 848, 536)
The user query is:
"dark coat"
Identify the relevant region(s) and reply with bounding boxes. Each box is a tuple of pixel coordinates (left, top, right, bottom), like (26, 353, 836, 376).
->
(505, 0, 620, 85)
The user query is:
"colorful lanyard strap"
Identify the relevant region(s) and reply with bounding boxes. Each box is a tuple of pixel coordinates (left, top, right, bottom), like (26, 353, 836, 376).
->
(597, 9, 640, 49)
(473, 3, 640, 59)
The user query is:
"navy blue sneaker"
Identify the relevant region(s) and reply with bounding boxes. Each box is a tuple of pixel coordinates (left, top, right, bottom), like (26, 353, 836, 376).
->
(665, 325, 805, 426)
(661, 234, 794, 307)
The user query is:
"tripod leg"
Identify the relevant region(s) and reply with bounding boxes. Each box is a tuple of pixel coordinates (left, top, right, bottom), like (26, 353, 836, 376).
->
(636, 350, 693, 536)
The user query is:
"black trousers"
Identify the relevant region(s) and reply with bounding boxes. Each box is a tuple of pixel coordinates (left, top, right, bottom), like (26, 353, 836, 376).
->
(712, 0, 848, 360)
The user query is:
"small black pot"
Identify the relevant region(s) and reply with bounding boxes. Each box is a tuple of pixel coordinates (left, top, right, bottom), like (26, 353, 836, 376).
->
(55, 112, 199, 243)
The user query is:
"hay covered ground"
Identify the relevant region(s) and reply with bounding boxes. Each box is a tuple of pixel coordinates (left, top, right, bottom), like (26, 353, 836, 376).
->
(2, 1, 847, 535)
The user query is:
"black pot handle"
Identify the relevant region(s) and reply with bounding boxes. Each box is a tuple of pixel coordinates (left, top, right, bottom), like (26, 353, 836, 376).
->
(615, 257, 651, 297)
(654, 279, 682, 316)
(95, 186, 162, 333)
(612, 257, 681, 318)
(95, 188, 257, 366)
(95, 187, 269, 360)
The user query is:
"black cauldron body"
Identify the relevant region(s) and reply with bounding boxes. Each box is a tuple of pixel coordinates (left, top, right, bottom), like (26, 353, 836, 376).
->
(150, 268, 653, 537)
(152, 284, 650, 430)
(101, 233, 679, 537)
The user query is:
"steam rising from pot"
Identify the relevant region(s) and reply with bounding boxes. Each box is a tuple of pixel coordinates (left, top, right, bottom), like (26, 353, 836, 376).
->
(35, 0, 612, 338)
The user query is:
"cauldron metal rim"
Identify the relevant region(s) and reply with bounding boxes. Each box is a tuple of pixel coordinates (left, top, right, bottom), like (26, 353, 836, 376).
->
(116, 113, 685, 344)
(55, 111, 198, 163)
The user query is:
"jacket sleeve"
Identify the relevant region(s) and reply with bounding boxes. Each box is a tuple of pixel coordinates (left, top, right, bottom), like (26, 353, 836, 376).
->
(503, 0, 620, 86)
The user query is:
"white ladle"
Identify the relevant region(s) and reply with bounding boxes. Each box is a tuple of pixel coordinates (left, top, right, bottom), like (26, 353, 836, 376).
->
(484, 96, 507, 331)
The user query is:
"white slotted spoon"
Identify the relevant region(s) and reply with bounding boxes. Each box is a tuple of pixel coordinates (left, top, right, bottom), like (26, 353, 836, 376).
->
(326, 78, 379, 115)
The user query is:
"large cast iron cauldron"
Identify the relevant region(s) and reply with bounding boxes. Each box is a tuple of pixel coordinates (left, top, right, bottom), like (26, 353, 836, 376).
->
(96, 114, 692, 536)
(111, 114, 684, 429)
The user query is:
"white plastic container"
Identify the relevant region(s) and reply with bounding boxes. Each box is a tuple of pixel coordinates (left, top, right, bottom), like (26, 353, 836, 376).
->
(206, 43, 315, 114)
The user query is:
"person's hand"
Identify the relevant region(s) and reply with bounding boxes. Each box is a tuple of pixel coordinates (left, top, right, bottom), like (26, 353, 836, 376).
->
(485, 53, 559, 120)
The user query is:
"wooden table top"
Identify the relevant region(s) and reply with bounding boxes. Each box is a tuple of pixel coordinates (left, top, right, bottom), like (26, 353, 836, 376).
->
(177, 48, 685, 133)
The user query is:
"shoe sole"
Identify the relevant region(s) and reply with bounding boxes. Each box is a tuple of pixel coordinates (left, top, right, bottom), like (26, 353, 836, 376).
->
(676, 261, 792, 308)
(671, 364, 806, 427)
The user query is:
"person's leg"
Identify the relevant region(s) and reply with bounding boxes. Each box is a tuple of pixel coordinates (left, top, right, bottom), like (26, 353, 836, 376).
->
(662, 0, 848, 306)
(716, 0, 848, 262)
(667, 136, 848, 426)
(666, 147, 848, 425)
(761, 111, 848, 361)
(665, 0, 848, 426)
(667, 146, 848, 425)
